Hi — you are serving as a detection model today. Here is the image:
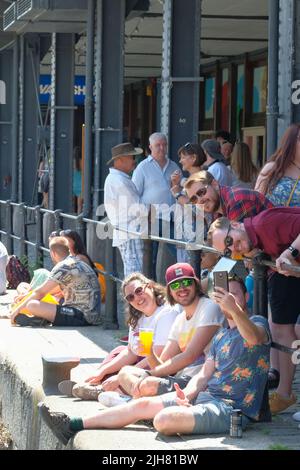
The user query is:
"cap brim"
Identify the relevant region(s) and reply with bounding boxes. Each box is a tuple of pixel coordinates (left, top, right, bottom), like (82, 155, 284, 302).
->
(167, 275, 198, 285)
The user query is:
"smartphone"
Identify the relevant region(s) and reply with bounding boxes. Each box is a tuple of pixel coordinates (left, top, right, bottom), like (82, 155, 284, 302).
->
(213, 271, 229, 291)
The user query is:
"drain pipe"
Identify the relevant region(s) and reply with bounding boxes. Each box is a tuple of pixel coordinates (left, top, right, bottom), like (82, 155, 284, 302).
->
(83, 0, 95, 218)
(266, 0, 279, 159)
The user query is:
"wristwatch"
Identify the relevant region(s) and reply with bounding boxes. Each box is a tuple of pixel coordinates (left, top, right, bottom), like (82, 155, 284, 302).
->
(174, 191, 183, 200)
(288, 245, 300, 259)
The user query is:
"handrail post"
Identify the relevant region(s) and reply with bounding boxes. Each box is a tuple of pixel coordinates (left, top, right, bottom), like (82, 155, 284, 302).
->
(143, 238, 153, 278)
(252, 253, 269, 318)
(75, 213, 86, 245)
(53, 209, 61, 232)
(103, 237, 118, 329)
(19, 203, 26, 258)
(5, 200, 13, 254)
(35, 205, 43, 267)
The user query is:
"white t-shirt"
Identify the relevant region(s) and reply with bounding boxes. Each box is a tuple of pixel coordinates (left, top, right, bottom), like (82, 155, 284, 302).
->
(168, 296, 224, 377)
(128, 304, 179, 357)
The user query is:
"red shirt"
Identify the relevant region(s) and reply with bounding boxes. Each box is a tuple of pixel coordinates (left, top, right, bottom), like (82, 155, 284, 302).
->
(244, 207, 300, 258)
(219, 186, 274, 221)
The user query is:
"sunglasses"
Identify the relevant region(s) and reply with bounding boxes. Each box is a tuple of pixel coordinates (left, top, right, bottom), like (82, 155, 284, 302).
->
(60, 229, 73, 236)
(183, 142, 195, 153)
(125, 285, 146, 303)
(223, 224, 233, 258)
(169, 278, 194, 291)
(49, 230, 61, 238)
(189, 186, 208, 204)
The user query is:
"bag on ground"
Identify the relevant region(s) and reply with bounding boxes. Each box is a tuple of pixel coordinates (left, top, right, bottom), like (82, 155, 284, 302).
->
(6, 255, 31, 289)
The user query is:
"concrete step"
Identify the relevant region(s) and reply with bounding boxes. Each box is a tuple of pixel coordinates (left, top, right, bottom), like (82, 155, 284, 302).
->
(0, 290, 299, 450)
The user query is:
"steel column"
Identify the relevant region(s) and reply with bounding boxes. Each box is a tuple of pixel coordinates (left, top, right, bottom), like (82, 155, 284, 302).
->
(49, 33, 75, 212)
(21, 34, 40, 205)
(266, 0, 279, 158)
(83, 0, 96, 218)
(11, 39, 19, 202)
(93, 0, 125, 205)
(0, 47, 13, 202)
(93, 0, 103, 214)
(161, 0, 201, 158)
(277, 0, 294, 139)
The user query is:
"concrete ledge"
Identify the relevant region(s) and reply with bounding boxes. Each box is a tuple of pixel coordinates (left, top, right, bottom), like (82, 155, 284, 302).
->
(0, 291, 299, 450)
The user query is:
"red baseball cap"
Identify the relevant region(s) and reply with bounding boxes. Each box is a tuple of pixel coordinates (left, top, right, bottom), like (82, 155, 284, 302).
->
(165, 263, 198, 285)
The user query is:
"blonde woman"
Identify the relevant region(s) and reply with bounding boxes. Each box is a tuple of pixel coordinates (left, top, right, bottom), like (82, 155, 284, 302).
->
(231, 142, 258, 189)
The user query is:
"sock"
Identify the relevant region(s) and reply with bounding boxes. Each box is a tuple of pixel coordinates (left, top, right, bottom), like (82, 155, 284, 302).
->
(69, 417, 84, 431)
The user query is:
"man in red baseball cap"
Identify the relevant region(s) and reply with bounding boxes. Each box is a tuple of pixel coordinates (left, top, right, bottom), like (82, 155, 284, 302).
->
(117, 262, 224, 399)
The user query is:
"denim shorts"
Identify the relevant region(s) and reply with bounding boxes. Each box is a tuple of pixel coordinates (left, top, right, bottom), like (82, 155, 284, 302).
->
(157, 375, 191, 395)
(161, 391, 249, 435)
(53, 305, 90, 327)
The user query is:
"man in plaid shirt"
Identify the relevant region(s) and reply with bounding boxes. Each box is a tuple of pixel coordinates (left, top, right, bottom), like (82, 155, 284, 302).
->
(184, 170, 273, 222)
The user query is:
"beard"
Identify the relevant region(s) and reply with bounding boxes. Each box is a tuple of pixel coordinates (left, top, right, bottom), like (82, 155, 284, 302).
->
(175, 289, 198, 307)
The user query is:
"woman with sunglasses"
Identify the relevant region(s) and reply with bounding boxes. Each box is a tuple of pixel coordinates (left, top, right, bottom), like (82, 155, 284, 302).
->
(171, 143, 206, 205)
(170, 143, 207, 263)
(59, 272, 179, 401)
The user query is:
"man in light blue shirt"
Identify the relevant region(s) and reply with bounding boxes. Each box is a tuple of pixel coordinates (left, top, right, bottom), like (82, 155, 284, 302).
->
(132, 133, 181, 277)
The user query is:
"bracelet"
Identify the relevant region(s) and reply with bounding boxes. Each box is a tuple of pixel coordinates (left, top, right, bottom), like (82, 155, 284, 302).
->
(143, 370, 152, 376)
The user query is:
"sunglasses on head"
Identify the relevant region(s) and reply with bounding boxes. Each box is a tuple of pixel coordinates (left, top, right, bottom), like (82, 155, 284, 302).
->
(189, 185, 208, 204)
(169, 278, 194, 291)
(60, 229, 72, 237)
(125, 285, 147, 303)
(223, 224, 233, 258)
(49, 230, 61, 238)
(183, 142, 195, 153)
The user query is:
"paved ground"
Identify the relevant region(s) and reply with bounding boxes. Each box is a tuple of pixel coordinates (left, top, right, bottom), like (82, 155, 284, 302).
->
(0, 290, 299, 450)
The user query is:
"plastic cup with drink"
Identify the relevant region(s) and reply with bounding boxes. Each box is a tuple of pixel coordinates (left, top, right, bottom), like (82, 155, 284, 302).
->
(138, 328, 154, 356)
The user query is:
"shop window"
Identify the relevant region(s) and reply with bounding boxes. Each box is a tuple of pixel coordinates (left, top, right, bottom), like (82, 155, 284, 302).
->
(252, 65, 267, 114)
(221, 68, 229, 130)
(236, 64, 244, 139)
(204, 76, 215, 120)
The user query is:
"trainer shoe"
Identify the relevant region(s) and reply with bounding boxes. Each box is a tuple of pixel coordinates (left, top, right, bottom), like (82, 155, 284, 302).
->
(38, 402, 76, 445)
(72, 383, 103, 401)
(269, 392, 297, 414)
(15, 314, 49, 328)
(292, 411, 300, 422)
(58, 380, 77, 397)
(97, 391, 131, 407)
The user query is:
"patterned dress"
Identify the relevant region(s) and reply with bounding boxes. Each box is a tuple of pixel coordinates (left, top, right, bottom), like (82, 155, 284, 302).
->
(267, 176, 300, 207)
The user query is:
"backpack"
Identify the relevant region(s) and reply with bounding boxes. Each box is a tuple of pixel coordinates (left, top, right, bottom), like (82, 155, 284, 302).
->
(6, 255, 31, 289)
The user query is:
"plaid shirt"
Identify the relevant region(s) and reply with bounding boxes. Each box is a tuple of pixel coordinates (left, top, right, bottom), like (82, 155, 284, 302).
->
(219, 186, 274, 222)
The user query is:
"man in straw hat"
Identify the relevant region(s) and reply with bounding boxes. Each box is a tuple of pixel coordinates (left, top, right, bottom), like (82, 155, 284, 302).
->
(104, 142, 145, 277)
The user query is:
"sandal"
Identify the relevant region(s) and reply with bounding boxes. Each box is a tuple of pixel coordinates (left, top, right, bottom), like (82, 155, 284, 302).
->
(268, 368, 280, 389)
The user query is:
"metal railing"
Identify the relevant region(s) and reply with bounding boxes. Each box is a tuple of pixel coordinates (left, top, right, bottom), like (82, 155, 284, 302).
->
(0, 199, 299, 354)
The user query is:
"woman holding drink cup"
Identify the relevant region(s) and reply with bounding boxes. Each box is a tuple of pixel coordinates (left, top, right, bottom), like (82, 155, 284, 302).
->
(59, 273, 179, 401)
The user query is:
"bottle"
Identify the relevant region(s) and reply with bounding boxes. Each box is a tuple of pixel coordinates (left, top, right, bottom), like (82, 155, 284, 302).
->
(230, 409, 243, 438)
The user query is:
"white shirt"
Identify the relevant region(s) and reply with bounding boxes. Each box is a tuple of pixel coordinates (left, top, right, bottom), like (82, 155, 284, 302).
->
(104, 168, 143, 247)
(169, 296, 224, 377)
(207, 161, 235, 186)
(132, 155, 181, 220)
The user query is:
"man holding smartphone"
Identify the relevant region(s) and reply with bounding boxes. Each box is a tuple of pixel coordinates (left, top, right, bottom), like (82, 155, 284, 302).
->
(38, 276, 271, 444)
(208, 206, 300, 414)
